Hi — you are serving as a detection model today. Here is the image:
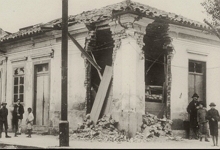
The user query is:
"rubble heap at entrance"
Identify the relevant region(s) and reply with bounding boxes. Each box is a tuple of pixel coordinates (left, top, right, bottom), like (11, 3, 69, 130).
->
(71, 112, 181, 143)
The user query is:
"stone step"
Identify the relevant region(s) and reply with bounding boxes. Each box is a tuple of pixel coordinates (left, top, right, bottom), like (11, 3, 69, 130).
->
(32, 126, 59, 135)
(32, 125, 49, 135)
(32, 125, 49, 131)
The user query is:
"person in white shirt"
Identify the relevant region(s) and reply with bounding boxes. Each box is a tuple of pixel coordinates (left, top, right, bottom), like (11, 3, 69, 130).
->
(26, 107, 34, 138)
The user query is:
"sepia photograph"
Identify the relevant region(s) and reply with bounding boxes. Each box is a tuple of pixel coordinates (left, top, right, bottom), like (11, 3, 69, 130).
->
(0, 0, 220, 149)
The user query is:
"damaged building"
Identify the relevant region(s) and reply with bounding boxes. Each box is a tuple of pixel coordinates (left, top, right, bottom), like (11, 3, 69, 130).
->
(0, 0, 220, 137)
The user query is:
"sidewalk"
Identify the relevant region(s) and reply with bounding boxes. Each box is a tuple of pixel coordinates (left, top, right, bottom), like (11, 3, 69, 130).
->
(0, 133, 219, 149)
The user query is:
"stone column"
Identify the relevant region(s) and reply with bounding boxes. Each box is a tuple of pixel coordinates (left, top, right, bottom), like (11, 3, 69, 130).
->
(109, 14, 153, 137)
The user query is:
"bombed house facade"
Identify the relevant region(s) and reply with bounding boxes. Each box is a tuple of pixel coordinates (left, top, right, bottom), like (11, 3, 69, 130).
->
(0, 0, 220, 136)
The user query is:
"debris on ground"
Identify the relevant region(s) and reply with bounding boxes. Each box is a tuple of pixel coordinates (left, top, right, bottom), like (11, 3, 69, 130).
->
(133, 112, 175, 142)
(71, 114, 127, 142)
(71, 112, 182, 143)
(167, 136, 183, 141)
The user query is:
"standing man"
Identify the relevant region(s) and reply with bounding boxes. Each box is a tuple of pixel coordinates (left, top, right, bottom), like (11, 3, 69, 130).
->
(0, 102, 11, 138)
(12, 104, 18, 137)
(16, 99, 24, 135)
(187, 93, 200, 140)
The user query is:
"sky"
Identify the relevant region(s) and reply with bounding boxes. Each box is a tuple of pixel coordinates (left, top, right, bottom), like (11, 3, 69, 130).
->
(0, 0, 208, 33)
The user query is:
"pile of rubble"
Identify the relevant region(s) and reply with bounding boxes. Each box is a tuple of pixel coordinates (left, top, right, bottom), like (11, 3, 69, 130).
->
(71, 114, 127, 142)
(71, 112, 181, 142)
(133, 113, 174, 142)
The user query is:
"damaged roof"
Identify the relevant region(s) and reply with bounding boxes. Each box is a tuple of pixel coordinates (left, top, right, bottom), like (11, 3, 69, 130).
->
(0, 28, 11, 39)
(0, 0, 209, 43)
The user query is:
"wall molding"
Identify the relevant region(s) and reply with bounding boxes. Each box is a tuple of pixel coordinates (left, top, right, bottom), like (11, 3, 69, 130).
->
(31, 49, 54, 59)
(10, 56, 28, 63)
(187, 49, 209, 56)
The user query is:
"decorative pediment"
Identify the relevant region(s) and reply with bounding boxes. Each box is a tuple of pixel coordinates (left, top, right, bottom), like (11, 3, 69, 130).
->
(10, 56, 28, 63)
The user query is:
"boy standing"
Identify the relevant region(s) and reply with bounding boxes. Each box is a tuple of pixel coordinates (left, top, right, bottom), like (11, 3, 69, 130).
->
(26, 107, 34, 138)
(207, 102, 220, 146)
(197, 101, 209, 142)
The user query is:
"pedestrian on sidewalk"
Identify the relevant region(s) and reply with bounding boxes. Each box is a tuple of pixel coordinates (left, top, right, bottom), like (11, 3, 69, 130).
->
(187, 93, 200, 140)
(0, 102, 11, 138)
(207, 102, 220, 146)
(16, 99, 24, 135)
(26, 107, 34, 138)
(12, 104, 18, 137)
(197, 101, 209, 142)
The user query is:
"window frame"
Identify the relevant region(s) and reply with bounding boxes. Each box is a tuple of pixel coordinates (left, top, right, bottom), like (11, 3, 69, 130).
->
(13, 66, 25, 103)
(189, 60, 204, 75)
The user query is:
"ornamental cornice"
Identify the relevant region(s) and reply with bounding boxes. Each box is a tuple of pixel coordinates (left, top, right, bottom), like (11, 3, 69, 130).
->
(111, 28, 145, 61)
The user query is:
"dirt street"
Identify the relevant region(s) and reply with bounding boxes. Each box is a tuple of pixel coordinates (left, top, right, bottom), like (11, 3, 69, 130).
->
(0, 132, 219, 149)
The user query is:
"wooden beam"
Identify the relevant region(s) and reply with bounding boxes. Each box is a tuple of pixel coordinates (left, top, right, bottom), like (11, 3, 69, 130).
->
(67, 32, 101, 72)
(90, 66, 113, 124)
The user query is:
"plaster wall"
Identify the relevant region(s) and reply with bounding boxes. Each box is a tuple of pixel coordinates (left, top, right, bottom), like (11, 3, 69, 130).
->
(170, 37, 220, 130)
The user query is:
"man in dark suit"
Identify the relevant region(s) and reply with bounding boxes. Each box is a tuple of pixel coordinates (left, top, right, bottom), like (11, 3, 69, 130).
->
(16, 99, 24, 135)
(187, 93, 200, 140)
(0, 102, 11, 138)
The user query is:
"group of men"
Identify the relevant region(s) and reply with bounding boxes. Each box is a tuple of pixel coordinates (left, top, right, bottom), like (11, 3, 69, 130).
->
(187, 93, 220, 146)
(0, 99, 24, 138)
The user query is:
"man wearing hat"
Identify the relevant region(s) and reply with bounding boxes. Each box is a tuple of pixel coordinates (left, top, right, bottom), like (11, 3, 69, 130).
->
(0, 102, 11, 138)
(16, 99, 24, 135)
(187, 93, 200, 139)
(207, 102, 220, 146)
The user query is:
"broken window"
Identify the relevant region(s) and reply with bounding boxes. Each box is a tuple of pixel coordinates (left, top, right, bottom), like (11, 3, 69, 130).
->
(13, 67, 25, 102)
(189, 61, 203, 74)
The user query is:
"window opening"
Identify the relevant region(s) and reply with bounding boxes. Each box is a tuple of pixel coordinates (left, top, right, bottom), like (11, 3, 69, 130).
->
(13, 67, 25, 102)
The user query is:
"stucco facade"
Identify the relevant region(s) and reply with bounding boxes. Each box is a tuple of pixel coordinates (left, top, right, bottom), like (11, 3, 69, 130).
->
(169, 25, 220, 130)
(0, 24, 89, 131)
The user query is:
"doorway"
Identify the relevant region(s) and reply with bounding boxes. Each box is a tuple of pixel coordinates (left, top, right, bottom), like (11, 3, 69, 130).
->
(33, 63, 50, 125)
(188, 60, 206, 105)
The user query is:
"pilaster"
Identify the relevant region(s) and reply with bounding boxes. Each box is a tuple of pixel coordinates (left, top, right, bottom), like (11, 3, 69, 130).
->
(109, 14, 153, 137)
